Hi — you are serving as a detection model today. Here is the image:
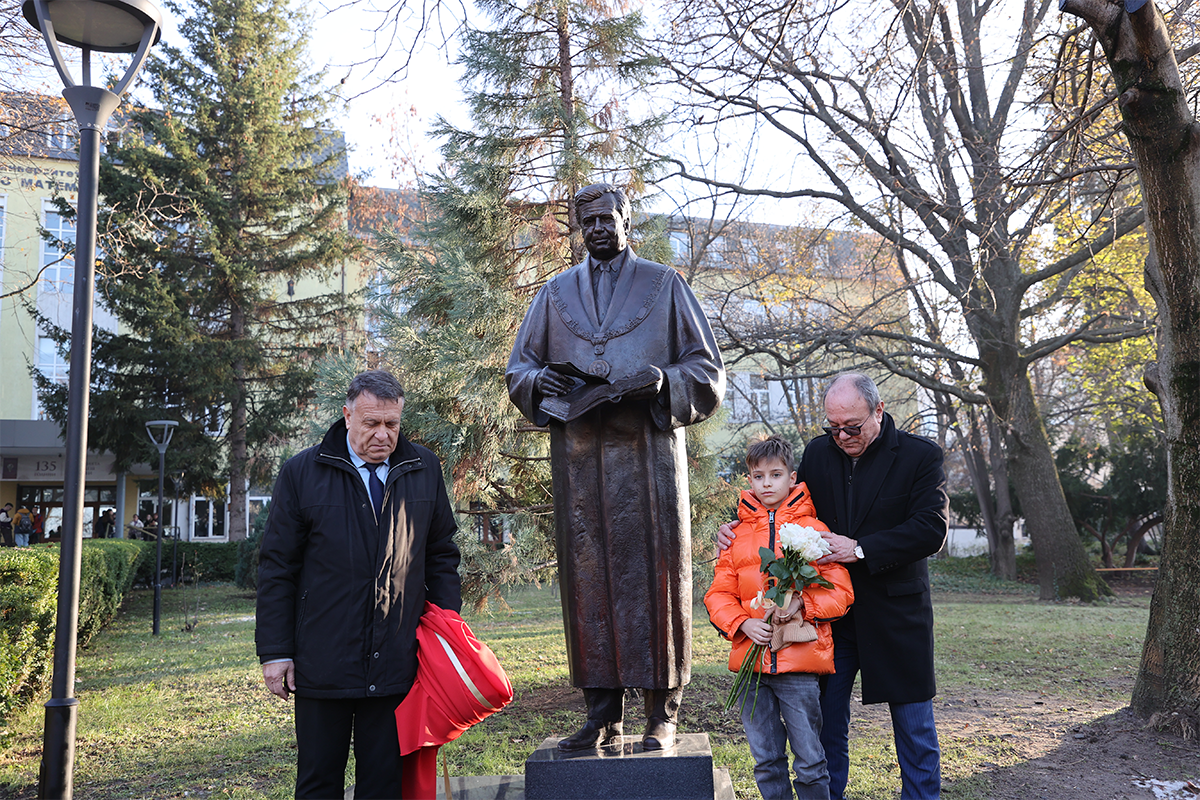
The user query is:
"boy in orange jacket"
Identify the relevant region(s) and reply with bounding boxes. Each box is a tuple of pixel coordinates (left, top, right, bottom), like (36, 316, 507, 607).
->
(706, 435, 854, 799)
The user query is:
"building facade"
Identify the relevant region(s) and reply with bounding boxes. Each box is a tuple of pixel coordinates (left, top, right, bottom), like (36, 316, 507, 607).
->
(1, 94, 361, 543)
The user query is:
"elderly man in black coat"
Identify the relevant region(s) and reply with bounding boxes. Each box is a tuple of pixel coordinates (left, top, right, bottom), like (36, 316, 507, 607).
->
(720, 373, 948, 799)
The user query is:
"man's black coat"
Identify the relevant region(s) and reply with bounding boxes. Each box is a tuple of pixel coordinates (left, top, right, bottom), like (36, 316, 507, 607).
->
(798, 412, 948, 704)
(256, 417, 461, 699)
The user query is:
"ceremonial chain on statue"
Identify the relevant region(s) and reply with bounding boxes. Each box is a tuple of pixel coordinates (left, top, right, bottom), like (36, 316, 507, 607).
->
(548, 267, 669, 379)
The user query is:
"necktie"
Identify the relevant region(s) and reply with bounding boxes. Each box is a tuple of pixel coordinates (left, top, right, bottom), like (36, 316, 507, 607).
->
(595, 260, 615, 320)
(366, 463, 386, 519)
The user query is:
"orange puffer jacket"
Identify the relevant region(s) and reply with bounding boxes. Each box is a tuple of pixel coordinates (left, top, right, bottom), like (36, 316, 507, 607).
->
(705, 483, 854, 676)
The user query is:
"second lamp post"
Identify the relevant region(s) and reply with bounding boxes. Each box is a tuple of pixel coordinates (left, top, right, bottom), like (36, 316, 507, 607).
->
(145, 419, 177, 635)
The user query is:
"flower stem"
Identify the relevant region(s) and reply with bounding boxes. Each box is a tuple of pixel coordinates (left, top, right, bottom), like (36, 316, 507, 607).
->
(724, 642, 766, 718)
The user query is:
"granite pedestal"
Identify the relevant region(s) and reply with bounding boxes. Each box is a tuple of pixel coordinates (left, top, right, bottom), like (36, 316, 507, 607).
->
(361, 734, 731, 799)
(524, 733, 733, 800)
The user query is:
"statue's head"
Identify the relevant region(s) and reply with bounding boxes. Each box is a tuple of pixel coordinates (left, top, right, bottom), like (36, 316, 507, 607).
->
(576, 183, 632, 261)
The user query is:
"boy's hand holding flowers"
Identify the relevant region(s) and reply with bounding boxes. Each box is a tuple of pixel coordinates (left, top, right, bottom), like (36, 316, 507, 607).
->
(773, 592, 804, 622)
(739, 616, 773, 647)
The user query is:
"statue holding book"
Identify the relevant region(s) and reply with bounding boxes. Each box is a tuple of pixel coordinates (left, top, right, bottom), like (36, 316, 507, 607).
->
(506, 182, 725, 752)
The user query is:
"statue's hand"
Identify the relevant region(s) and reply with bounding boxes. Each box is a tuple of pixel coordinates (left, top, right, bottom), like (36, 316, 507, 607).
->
(535, 367, 575, 397)
(622, 365, 664, 400)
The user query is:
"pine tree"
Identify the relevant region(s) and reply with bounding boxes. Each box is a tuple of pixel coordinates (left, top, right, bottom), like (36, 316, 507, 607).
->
(36, 0, 358, 541)
(372, 0, 684, 606)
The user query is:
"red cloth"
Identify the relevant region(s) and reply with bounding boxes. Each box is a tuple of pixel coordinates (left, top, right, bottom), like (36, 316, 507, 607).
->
(397, 602, 514, 799)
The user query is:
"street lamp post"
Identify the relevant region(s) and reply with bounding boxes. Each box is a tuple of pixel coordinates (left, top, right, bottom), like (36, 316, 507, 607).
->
(23, 0, 162, 796)
(145, 420, 177, 635)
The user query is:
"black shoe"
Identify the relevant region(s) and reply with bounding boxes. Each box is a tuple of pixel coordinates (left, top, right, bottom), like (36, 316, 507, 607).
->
(641, 718, 676, 751)
(557, 720, 623, 752)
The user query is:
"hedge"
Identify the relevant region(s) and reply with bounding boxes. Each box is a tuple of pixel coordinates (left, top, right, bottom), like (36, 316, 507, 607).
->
(130, 540, 240, 586)
(0, 540, 145, 728)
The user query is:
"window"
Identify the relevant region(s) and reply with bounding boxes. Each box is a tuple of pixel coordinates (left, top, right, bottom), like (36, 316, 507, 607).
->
(41, 202, 76, 294)
(726, 373, 774, 423)
(45, 119, 76, 152)
(37, 337, 69, 383)
(668, 230, 690, 263)
(192, 497, 227, 539)
(706, 235, 726, 267)
(738, 238, 759, 267)
(33, 337, 69, 420)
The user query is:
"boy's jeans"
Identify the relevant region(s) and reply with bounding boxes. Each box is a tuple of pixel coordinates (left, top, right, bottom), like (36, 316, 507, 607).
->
(738, 671, 830, 800)
(15, 532, 29, 547)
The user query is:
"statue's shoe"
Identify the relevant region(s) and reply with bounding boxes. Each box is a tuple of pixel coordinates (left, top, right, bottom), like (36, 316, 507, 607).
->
(557, 720, 623, 752)
(641, 718, 676, 751)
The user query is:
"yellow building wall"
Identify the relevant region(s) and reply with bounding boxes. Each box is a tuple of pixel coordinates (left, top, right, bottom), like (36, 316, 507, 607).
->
(1, 154, 81, 421)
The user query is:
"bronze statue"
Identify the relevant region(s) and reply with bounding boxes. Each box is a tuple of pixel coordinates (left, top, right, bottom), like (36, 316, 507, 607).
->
(506, 183, 725, 752)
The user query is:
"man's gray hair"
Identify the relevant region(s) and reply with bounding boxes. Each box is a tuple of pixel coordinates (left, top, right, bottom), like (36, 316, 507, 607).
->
(825, 373, 881, 408)
(346, 370, 405, 405)
(575, 183, 632, 228)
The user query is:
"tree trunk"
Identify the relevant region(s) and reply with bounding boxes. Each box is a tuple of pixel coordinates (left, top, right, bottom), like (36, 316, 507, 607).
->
(1084, 522, 1116, 568)
(941, 387, 1018, 577)
(228, 307, 249, 543)
(960, 403, 1019, 580)
(556, 0, 583, 265)
(986, 412, 1017, 580)
(1061, 0, 1200, 727)
(1122, 514, 1161, 568)
(994, 368, 1109, 600)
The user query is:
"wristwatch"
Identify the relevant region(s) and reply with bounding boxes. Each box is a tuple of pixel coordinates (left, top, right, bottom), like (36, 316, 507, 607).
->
(853, 544, 865, 561)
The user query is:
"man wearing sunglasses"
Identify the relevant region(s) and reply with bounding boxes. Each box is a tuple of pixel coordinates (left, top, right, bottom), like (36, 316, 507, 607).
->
(718, 372, 948, 798)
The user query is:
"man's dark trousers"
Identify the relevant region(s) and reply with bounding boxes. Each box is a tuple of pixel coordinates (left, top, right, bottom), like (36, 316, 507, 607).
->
(294, 694, 405, 799)
(819, 617, 941, 799)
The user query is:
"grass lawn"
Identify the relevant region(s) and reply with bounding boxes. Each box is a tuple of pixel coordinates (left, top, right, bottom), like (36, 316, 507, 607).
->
(0, 569, 1156, 799)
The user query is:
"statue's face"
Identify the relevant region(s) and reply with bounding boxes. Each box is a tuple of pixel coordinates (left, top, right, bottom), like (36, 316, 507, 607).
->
(579, 194, 630, 261)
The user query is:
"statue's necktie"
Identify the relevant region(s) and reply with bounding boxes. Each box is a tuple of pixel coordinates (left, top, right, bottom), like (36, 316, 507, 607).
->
(366, 463, 386, 519)
(596, 260, 615, 320)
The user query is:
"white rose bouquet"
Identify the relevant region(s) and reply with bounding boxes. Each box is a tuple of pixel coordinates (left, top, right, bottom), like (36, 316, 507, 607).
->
(725, 523, 835, 716)
(762, 524, 835, 606)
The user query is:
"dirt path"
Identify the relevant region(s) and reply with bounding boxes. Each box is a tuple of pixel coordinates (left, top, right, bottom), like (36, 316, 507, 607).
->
(855, 571, 1199, 799)
(932, 691, 1197, 799)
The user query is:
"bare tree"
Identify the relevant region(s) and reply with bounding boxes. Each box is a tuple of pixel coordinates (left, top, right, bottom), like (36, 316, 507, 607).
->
(656, 0, 1156, 599)
(1061, 0, 1200, 731)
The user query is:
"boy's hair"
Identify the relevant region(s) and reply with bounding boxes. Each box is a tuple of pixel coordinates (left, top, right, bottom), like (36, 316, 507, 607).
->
(746, 434, 794, 471)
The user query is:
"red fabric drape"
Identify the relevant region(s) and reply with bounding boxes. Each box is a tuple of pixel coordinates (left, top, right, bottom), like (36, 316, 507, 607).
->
(397, 602, 514, 799)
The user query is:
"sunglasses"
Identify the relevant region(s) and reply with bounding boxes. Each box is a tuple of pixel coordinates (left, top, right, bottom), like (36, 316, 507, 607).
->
(823, 424, 864, 437)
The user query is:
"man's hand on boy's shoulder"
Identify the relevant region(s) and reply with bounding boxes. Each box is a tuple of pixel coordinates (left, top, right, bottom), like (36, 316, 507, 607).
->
(716, 521, 739, 551)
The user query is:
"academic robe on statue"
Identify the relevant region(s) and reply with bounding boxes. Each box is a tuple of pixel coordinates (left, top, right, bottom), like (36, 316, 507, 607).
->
(506, 251, 725, 690)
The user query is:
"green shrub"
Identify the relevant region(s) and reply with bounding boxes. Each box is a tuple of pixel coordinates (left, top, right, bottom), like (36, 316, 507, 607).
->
(0, 540, 146, 728)
(234, 503, 268, 589)
(131, 540, 240, 586)
(77, 541, 147, 643)
(0, 548, 58, 728)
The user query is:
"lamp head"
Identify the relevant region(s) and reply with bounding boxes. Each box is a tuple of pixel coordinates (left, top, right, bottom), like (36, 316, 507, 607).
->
(22, 0, 162, 53)
(145, 419, 178, 451)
